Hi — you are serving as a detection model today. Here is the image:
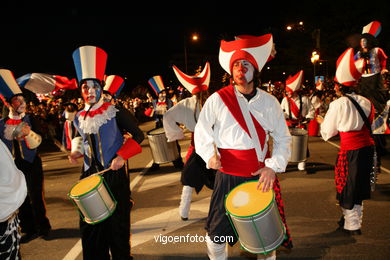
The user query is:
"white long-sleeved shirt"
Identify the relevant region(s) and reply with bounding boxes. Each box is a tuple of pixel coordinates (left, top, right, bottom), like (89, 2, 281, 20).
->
(0, 139, 27, 222)
(163, 95, 200, 142)
(280, 95, 315, 119)
(320, 93, 373, 141)
(194, 86, 291, 173)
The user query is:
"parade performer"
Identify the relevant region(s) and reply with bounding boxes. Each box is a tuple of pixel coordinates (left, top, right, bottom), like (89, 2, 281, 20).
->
(355, 21, 389, 172)
(0, 138, 27, 259)
(319, 48, 375, 235)
(194, 34, 292, 260)
(62, 102, 78, 151)
(280, 70, 314, 171)
(0, 69, 51, 243)
(102, 74, 125, 104)
(308, 79, 325, 137)
(163, 61, 214, 221)
(68, 45, 144, 260)
(147, 75, 184, 170)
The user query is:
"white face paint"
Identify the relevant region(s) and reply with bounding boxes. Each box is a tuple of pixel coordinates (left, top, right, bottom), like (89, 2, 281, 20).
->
(232, 60, 255, 85)
(65, 111, 76, 121)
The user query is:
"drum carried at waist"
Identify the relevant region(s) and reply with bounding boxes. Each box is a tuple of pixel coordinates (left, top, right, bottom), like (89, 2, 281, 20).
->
(225, 181, 286, 255)
(289, 128, 308, 163)
(147, 127, 179, 164)
(68, 174, 116, 224)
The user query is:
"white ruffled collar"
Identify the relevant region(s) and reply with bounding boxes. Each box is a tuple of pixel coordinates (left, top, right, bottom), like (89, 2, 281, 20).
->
(78, 100, 118, 134)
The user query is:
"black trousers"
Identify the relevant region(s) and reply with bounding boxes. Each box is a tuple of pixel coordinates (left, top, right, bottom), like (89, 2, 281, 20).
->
(80, 166, 132, 260)
(16, 156, 51, 234)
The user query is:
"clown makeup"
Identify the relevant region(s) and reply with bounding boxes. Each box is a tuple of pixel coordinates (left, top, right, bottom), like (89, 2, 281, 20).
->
(81, 80, 102, 105)
(232, 60, 255, 85)
(10, 95, 26, 114)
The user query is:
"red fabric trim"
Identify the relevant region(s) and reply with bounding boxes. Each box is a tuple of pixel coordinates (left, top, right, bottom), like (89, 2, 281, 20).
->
(335, 150, 349, 194)
(286, 96, 301, 119)
(339, 129, 374, 150)
(219, 148, 264, 177)
(250, 113, 265, 150)
(6, 119, 22, 125)
(156, 102, 167, 106)
(65, 121, 72, 150)
(217, 85, 251, 137)
(79, 102, 111, 118)
(116, 138, 142, 160)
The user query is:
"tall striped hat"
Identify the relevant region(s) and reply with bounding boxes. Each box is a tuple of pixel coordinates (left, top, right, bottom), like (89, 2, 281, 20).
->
(72, 45, 108, 84)
(172, 62, 210, 94)
(362, 21, 382, 37)
(148, 75, 165, 95)
(219, 34, 273, 74)
(285, 70, 304, 94)
(0, 69, 23, 101)
(103, 75, 125, 98)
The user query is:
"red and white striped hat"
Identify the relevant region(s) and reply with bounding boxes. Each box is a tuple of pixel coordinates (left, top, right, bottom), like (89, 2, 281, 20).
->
(362, 21, 382, 37)
(334, 48, 364, 86)
(219, 34, 273, 74)
(72, 45, 108, 84)
(172, 62, 210, 94)
(285, 70, 304, 93)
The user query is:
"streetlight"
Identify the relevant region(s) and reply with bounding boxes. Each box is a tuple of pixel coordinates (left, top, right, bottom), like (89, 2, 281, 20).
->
(311, 50, 320, 83)
(184, 33, 199, 73)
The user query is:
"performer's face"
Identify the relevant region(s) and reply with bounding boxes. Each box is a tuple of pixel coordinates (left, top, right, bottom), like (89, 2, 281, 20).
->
(360, 38, 368, 49)
(10, 95, 26, 114)
(232, 60, 255, 86)
(81, 80, 102, 105)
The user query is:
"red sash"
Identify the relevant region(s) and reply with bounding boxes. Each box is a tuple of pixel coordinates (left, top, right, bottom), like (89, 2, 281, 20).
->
(286, 96, 301, 119)
(217, 85, 266, 176)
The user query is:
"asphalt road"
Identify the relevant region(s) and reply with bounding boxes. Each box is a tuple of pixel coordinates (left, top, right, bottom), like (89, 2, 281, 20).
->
(19, 120, 390, 259)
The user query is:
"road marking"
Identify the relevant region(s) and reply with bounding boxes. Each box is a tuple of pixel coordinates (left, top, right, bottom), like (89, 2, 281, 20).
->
(62, 160, 152, 260)
(327, 140, 390, 174)
(131, 197, 210, 247)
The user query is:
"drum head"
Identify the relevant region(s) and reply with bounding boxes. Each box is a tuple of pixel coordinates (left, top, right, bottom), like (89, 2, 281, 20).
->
(148, 127, 165, 135)
(69, 175, 102, 197)
(225, 181, 274, 218)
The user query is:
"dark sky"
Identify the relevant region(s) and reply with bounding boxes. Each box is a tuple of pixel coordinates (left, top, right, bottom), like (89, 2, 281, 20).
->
(1, 0, 389, 95)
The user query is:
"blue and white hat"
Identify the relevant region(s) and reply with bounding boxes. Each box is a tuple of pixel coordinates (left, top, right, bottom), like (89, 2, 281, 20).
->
(0, 69, 23, 101)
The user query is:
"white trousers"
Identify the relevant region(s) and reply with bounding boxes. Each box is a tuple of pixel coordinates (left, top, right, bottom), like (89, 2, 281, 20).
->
(342, 204, 363, 231)
(179, 185, 193, 219)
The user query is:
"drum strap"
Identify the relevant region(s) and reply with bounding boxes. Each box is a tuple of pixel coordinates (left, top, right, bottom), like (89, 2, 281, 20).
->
(86, 134, 104, 172)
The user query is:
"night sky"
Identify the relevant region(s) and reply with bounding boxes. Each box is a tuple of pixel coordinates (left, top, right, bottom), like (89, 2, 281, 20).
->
(1, 0, 389, 96)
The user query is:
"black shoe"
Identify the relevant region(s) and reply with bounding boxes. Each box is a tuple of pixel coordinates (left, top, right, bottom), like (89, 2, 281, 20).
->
(173, 159, 184, 169)
(181, 216, 188, 221)
(342, 228, 362, 236)
(337, 216, 345, 228)
(20, 233, 39, 243)
(38, 227, 51, 239)
(149, 163, 160, 171)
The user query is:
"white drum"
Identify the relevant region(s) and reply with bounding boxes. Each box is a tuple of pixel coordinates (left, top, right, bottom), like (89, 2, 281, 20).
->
(147, 128, 179, 164)
(289, 128, 308, 162)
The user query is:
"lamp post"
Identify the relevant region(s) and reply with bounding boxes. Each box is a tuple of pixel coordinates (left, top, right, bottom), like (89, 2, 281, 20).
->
(311, 50, 320, 83)
(184, 33, 199, 73)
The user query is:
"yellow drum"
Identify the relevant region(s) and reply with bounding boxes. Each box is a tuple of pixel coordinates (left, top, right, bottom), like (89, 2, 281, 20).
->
(225, 181, 285, 255)
(68, 174, 116, 224)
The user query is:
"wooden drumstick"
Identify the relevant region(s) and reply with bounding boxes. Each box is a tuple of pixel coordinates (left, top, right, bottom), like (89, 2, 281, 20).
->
(94, 168, 111, 176)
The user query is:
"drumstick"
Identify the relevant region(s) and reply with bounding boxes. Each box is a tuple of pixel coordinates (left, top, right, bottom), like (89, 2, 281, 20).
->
(93, 168, 111, 176)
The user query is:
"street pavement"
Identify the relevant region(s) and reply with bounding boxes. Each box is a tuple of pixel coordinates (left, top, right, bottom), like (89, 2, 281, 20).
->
(19, 120, 390, 260)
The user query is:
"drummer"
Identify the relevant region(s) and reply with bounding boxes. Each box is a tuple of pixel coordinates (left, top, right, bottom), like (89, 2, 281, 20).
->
(68, 46, 144, 260)
(318, 48, 375, 236)
(0, 69, 52, 243)
(194, 34, 293, 260)
(163, 62, 213, 221)
(280, 70, 314, 172)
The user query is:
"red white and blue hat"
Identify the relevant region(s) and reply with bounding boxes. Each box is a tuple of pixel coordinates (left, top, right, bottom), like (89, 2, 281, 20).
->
(219, 34, 274, 74)
(103, 75, 125, 97)
(172, 62, 210, 94)
(334, 48, 364, 86)
(17, 73, 77, 94)
(72, 45, 108, 84)
(148, 75, 165, 95)
(285, 70, 304, 93)
(0, 69, 23, 101)
(362, 21, 382, 37)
